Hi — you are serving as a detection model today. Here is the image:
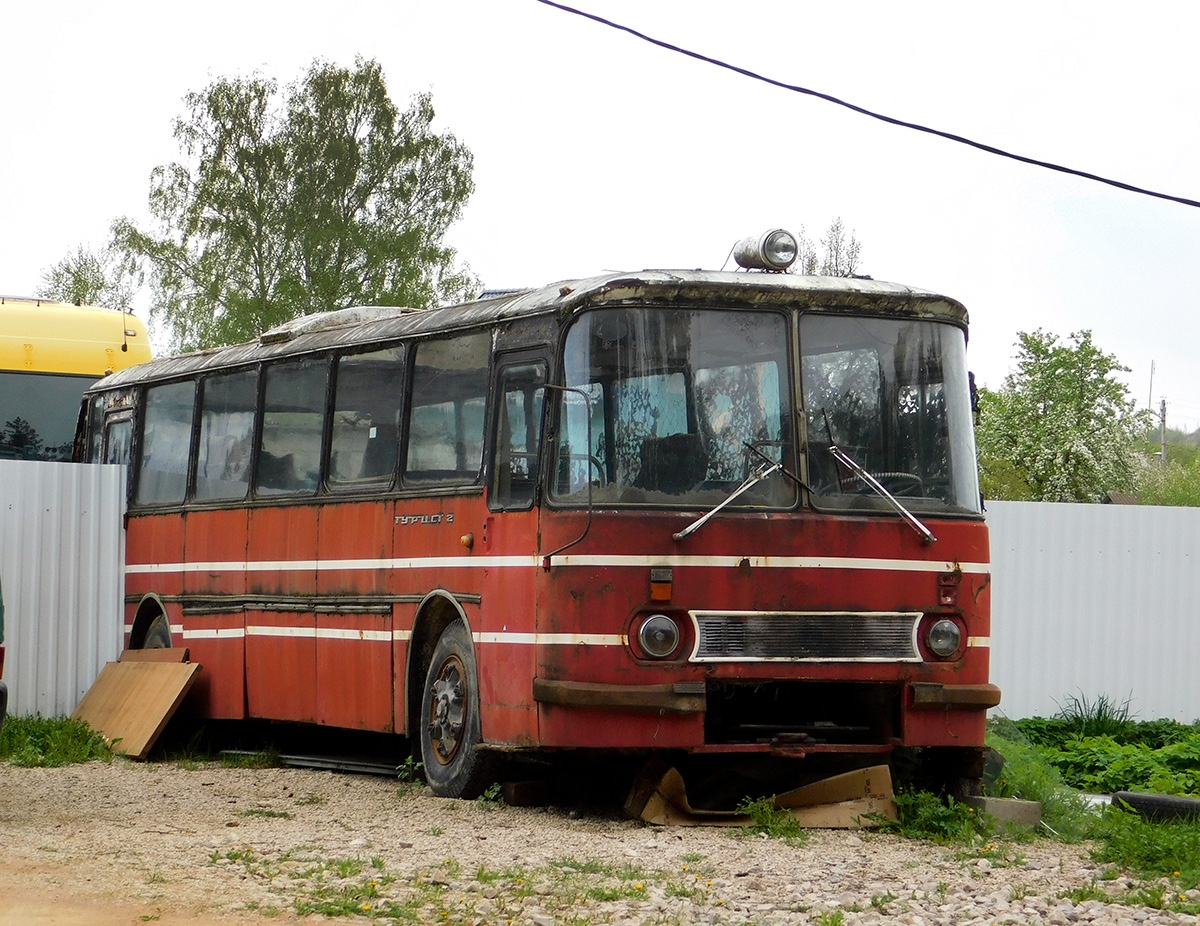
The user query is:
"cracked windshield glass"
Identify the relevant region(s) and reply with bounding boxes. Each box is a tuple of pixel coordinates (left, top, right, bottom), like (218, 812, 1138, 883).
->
(552, 307, 794, 508)
(800, 314, 981, 515)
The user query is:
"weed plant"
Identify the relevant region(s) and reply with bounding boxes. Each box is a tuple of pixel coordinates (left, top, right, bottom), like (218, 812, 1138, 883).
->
(879, 790, 991, 843)
(0, 716, 113, 766)
(734, 795, 810, 846)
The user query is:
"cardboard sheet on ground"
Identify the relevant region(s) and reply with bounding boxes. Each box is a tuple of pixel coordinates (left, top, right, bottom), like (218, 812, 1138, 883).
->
(72, 649, 199, 759)
(625, 764, 898, 828)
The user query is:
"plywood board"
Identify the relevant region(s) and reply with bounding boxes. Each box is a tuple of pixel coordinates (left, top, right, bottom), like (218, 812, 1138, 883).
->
(119, 647, 190, 664)
(72, 661, 201, 759)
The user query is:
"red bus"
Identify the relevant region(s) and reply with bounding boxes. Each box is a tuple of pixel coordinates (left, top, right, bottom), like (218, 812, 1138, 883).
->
(80, 232, 997, 797)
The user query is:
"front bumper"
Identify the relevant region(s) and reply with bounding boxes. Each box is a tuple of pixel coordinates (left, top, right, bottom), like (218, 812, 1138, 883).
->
(910, 682, 1002, 709)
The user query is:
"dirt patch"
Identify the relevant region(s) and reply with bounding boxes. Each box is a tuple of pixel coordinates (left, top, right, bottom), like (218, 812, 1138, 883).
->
(1, 760, 1195, 925)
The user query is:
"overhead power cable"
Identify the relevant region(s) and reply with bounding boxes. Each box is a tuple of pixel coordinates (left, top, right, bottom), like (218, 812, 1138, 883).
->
(536, 0, 1200, 210)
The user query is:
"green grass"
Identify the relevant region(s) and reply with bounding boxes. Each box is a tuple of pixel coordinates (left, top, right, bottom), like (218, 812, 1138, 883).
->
(1092, 807, 1200, 890)
(219, 748, 281, 769)
(985, 720, 1096, 840)
(735, 794, 810, 846)
(0, 715, 114, 766)
(238, 808, 294, 820)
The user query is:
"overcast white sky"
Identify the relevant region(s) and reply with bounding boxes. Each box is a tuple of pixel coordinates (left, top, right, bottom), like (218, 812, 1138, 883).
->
(3, 1, 1198, 427)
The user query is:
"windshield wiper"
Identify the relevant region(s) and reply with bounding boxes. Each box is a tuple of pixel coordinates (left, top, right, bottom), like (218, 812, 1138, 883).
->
(829, 445, 937, 545)
(673, 458, 781, 541)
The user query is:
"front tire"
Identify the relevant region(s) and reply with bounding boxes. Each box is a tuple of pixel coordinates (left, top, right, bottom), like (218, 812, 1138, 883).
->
(419, 621, 495, 798)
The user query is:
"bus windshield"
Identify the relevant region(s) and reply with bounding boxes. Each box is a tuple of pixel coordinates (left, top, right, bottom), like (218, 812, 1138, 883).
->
(552, 307, 795, 508)
(800, 314, 980, 514)
(0, 371, 97, 461)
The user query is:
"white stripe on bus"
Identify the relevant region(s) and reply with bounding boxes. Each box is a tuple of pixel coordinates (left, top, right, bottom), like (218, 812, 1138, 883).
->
(181, 627, 244, 640)
(174, 627, 620, 646)
(126, 554, 990, 575)
(150, 623, 989, 649)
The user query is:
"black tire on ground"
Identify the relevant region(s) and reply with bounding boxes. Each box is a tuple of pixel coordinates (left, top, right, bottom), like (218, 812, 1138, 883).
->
(419, 621, 496, 799)
(1112, 790, 1200, 822)
(141, 612, 173, 649)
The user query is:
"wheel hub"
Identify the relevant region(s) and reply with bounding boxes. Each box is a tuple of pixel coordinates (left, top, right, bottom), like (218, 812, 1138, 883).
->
(427, 656, 466, 765)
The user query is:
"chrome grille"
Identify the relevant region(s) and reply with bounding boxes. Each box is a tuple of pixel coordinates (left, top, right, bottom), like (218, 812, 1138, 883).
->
(690, 611, 920, 662)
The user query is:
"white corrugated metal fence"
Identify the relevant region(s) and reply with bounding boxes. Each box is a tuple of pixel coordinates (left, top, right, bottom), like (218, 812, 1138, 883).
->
(0, 460, 125, 717)
(987, 499, 1200, 723)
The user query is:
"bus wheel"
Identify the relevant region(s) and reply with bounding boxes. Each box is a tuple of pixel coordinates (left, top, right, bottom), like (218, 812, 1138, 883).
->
(141, 612, 172, 649)
(419, 622, 494, 799)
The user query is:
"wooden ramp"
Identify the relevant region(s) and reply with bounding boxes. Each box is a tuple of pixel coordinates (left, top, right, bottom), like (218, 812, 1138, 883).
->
(72, 649, 200, 759)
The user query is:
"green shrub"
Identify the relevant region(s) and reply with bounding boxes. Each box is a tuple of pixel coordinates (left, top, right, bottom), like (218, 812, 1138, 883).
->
(876, 790, 990, 844)
(1044, 735, 1200, 796)
(0, 716, 114, 766)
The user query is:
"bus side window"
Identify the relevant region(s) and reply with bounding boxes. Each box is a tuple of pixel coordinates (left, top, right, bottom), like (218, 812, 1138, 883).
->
(194, 370, 257, 503)
(136, 381, 196, 506)
(87, 397, 105, 462)
(257, 359, 327, 497)
(329, 346, 405, 490)
(103, 416, 133, 466)
(491, 361, 546, 510)
(404, 333, 489, 485)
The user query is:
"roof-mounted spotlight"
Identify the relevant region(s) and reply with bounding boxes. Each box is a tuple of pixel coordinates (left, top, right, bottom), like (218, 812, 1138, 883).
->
(733, 229, 798, 272)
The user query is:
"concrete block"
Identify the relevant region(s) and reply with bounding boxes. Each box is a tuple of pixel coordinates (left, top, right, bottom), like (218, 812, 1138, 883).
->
(963, 796, 1042, 829)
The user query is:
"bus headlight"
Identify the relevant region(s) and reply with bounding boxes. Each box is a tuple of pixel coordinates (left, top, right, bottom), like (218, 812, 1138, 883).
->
(637, 614, 681, 659)
(733, 229, 799, 272)
(926, 619, 962, 658)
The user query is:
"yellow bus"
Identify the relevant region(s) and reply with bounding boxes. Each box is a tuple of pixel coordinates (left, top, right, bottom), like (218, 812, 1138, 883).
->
(1, 297, 152, 461)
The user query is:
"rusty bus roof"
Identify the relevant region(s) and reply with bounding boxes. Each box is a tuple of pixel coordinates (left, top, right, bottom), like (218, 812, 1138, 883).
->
(88, 269, 968, 390)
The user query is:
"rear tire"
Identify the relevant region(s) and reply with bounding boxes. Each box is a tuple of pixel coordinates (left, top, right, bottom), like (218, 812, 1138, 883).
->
(141, 612, 172, 649)
(419, 621, 496, 798)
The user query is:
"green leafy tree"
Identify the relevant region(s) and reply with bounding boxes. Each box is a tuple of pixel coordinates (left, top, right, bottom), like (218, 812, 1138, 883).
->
(113, 58, 477, 350)
(36, 244, 135, 312)
(976, 329, 1152, 502)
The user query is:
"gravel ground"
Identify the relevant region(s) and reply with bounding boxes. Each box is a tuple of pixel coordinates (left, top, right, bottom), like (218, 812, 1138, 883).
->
(1, 759, 1198, 926)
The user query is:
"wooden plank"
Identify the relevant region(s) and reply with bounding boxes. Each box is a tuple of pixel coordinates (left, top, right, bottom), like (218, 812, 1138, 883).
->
(71, 662, 201, 759)
(119, 647, 190, 664)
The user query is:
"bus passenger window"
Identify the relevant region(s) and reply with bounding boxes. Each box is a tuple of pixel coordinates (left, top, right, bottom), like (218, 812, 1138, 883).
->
(404, 333, 489, 484)
(257, 360, 326, 496)
(103, 417, 133, 466)
(195, 370, 257, 502)
(491, 362, 546, 510)
(136, 380, 195, 506)
(329, 347, 405, 490)
(87, 397, 104, 462)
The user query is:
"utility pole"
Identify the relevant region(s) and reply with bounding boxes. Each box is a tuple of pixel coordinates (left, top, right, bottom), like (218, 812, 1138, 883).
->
(1160, 398, 1168, 465)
